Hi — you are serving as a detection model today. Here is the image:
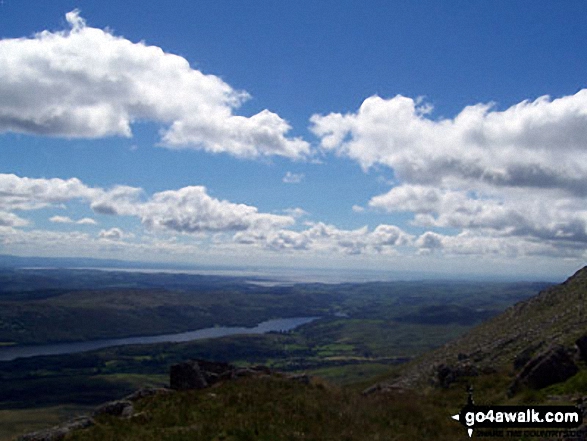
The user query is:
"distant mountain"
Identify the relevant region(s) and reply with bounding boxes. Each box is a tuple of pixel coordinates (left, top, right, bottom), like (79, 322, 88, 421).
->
(384, 266, 587, 389)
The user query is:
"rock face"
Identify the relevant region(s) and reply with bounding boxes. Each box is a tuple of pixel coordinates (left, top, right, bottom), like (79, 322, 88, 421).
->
(170, 359, 234, 390)
(512, 342, 544, 370)
(509, 345, 578, 395)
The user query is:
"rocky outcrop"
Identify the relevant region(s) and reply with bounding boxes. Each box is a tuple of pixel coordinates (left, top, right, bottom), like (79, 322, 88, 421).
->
(18, 416, 94, 441)
(124, 387, 173, 401)
(92, 399, 134, 419)
(19, 361, 300, 440)
(509, 345, 578, 396)
(434, 362, 479, 388)
(512, 341, 545, 370)
(170, 359, 234, 390)
(169, 359, 275, 390)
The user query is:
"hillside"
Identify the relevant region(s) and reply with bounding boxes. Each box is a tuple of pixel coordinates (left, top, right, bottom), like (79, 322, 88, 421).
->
(19, 363, 470, 441)
(378, 266, 587, 390)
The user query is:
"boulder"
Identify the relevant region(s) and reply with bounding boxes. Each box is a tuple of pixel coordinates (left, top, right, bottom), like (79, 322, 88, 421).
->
(509, 345, 578, 396)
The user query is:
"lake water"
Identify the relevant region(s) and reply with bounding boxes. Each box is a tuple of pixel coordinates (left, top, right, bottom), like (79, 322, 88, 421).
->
(0, 316, 318, 362)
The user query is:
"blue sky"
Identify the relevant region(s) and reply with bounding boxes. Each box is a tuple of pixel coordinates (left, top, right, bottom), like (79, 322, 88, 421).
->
(1, 1, 586, 279)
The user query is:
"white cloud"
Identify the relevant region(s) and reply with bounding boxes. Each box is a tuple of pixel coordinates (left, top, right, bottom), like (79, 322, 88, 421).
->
(0, 211, 29, 227)
(370, 184, 587, 248)
(234, 221, 413, 255)
(0, 10, 309, 159)
(137, 186, 295, 233)
(49, 215, 97, 225)
(311, 92, 587, 192)
(282, 208, 308, 218)
(0, 172, 417, 259)
(49, 216, 75, 224)
(99, 227, 124, 241)
(415, 231, 444, 252)
(311, 92, 587, 259)
(77, 217, 98, 225)
(282, 171, 305, 184)
(0, 174, 99, 211)
(412, 229, 587, 260)
(0, 174, 293, 235)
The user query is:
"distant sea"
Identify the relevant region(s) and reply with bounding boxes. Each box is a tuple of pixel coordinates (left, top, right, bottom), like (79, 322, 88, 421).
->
(1, 254, 554, 283)
(52, 265, 436, 285)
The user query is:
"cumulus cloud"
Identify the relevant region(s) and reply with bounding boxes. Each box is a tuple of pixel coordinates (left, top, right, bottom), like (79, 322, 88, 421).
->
(412, 229, 586, 259)
(50, 215, 97, 225)
(0, 174, 99, 210)
(137, 186, 294, 233)
(311, 92, 587, 192)
(0, 173, 293, 236)
(282, 171, 305, 184)
(0, 172, 417, 260)
(77, 217, 98, 225)
(49, 216, 75, 224)
(0, 211, 29, 227)
(311, 92, 587, 259)
(234, 221, 413, 255)
(282, 208, 308, 218)
(0, 10, 309, 159)
(99, 227, 124, 240)
(415, 231, 444, 252)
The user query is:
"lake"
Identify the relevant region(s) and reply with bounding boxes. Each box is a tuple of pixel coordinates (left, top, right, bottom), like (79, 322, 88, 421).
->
(0, 316, 318, 362)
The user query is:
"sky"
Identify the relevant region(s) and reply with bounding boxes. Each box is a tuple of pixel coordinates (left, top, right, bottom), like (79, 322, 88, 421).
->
(1, 1, 586, 280)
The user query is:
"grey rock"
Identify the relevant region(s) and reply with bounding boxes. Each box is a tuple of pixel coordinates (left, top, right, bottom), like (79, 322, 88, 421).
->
(18, 417, 94, 441)
(435, 363, 478, 388)
(92, 399, 134, 418)
(125, 387, 173, 402)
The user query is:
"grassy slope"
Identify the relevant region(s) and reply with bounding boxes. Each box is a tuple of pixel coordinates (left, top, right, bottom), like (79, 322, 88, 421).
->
(67, 375, 472, 441)
(0, 406, 95, 441)
(386, 267, 587, 389)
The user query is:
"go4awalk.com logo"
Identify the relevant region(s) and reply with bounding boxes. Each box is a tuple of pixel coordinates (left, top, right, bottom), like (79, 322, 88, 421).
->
(451, 386, 582, 438)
